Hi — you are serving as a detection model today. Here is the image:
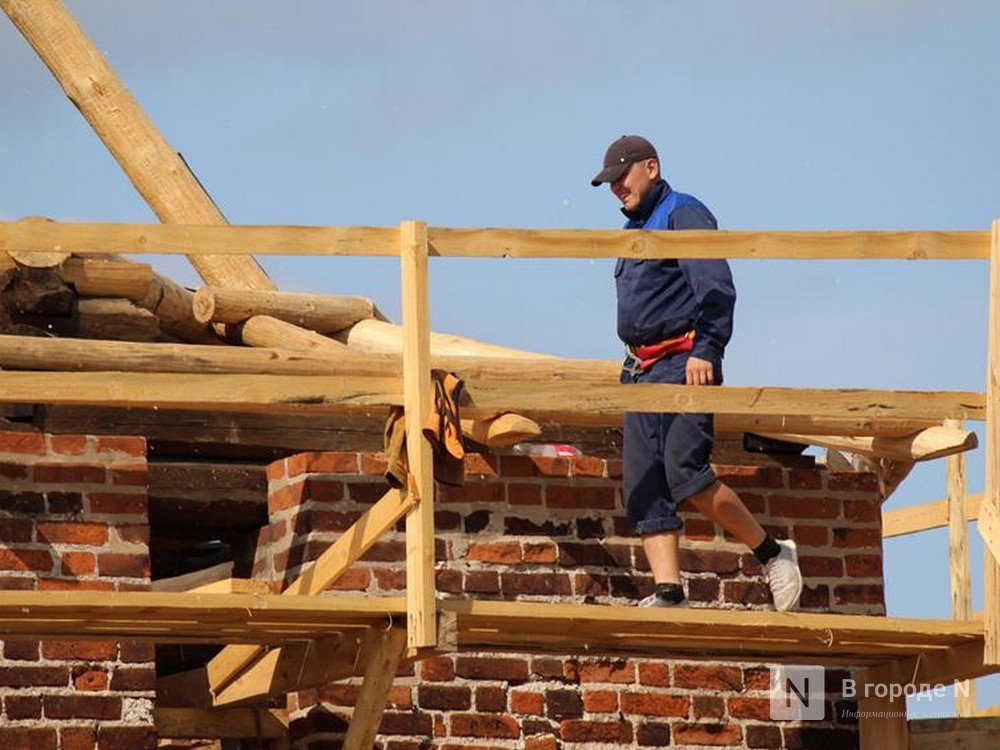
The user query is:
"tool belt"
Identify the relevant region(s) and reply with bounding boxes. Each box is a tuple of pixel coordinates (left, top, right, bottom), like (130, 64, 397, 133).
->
(622, 330, 695, 374)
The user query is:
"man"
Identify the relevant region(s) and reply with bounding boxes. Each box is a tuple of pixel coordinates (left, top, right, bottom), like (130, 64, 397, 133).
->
(591, 135, 802, 611)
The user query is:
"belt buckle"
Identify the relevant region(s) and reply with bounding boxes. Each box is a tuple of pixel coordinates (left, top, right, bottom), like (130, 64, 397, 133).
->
(622, 347, 644, 375)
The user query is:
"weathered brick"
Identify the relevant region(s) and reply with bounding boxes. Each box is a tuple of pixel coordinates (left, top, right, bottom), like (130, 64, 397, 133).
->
(96, 726, 157, 750)
(0, 727, 57, 750)
(45, 694, 122, 720)
(0, 664, 68, 687)
(97, 552, 150, 578)
(499, 455, 570, 477)
(378, 710, 433, 736)
(783, 727, 859, 750)
(694, 694, 726, 719)
(672, 722, 743, 746)
(3, 639, 39, 660)
(95, 436, 145, 457)
(788, 468, 823, 489)
(746, 723, 782, 748)
(73, 666, 109, 691)
(419, 685, 471, 710)
(798, 555, 844, 577)
(800, 584, 830, 609)
(832, 527, 881, 549)
(523, 541, 558, 564)
(727, 696, 771, 720)
(583, 689, 618, 713)
(636, 721, 672, 746)
(4, 694, 41, 719)
(793, 524, 830, 547)
(46, 491, 84, 514)
(109, 666, 156, 691)
(511, 690, 545, 715)
(685, 518, 717, 541)
(826, 472, 879, 492)
(559, 719, 632, 743)
(723, 580, 770, 606)
(87, 492, 147, 515)
(673, 664, 743, 691)
(360, 452, 387, 474)
(0, 547, 53, 573)
(834, 583, 884, 605)
(844, 499, 880, 522)
(0, 432, 46, 454)
(466, 541, 521, 564)
(715, 465, 783, 488)
(449, 713, 520, 739)
(545, 689, 583, 719)
(0, 462, 30, 480)
(37, 521, 108, 545)
(0, 517, 33, 543)
(456, 657, 529, 682)
(33, 463, 107, 484)
(0, 491, 44, 513)
(572, 658, 635, 684)
(475, 686, 506, 713)
(638, 662, 671, 687)
(303, 478, 346, 503)
(61, 727, 97, 750)
(507, 483, 543, 505)
(119, 641, 154, 663)
(524, 736, 559, 750)
(545, 485, 615, 510)
(680, 548, 741, 574)
(420, 656, 455, 681)
(504, 516, 572, 536)
(501, 572, 571, 597)
(769, 494, 840, 519)
(620, 691, 690, 717)
(50, 435, 89, 455)
(845, 554, 882, 577)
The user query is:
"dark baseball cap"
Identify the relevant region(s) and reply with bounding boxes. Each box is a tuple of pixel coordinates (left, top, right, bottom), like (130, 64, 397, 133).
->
(591, 135, 658, 186)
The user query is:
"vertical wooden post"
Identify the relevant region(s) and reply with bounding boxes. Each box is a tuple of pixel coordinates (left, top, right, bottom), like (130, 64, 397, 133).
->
(342, 627, 407, 750)
(986, 219, 1000, 665)
(400, 220, 437, 651)
(857, 688, 908, 750)
(946, 419, 977, 714)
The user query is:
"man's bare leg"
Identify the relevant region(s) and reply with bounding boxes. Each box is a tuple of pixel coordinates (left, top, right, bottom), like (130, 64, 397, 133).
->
(641, 530, 681, 584)
(687, 479, 765, 549)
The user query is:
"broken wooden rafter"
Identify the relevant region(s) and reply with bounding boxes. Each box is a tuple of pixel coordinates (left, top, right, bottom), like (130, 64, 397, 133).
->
(760, 424, 978, 463)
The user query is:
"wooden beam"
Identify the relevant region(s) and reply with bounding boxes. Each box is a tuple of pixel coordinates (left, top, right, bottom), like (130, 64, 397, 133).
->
(760, 425, 978, 463)
(857, 686, 907, 750)
(187, 579, 272, 596)
(151, 561, 234, 593)
(342, 627, 408, 750)
(856, 640, 994, 692)
(986, 218, 1000, 665)
(338, 318, 549, 359)
(400, 220, 436, 651)
(882, 493, 983, 538)
(194, 286, 375, 332)
(910, 717, 1000, 750)
(204, 487, 416, 698)
(948, 419, 977, 716)
(0, 220, 988, 259)
(154, 707, 287, 740)
(0, 0, 272, 289)
(0, 370, 983, 422)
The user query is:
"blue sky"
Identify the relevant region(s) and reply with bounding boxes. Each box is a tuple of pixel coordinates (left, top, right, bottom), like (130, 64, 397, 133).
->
(2, 0, 998, 717)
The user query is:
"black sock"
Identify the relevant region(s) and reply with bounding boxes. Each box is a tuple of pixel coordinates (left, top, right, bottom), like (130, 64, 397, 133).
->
(654, 582, 685, 604)
(753, 536, 781, 565)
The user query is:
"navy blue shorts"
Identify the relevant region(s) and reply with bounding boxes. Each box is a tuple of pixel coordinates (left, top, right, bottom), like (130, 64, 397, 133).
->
(621, 352, 722, 535)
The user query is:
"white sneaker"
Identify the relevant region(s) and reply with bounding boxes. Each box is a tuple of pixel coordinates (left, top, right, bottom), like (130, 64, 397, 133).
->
(638, 592, 688, 608)
(763, 539, 803, 612)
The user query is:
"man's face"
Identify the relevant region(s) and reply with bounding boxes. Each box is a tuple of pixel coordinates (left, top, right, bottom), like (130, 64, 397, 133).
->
(610, 158, 659, 211)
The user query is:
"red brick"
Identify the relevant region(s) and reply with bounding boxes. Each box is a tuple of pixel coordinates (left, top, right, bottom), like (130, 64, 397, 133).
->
(800, 584, 830, 609)
(96, 726, 157, 750)
(575, 572, 609, 597)
(38, 578, 113, 591)
(501, 572, 571, 597)
(673, 664, 743, 691)
(834, 583, 884, 605)
(60, 551, 96, 576)
(0, 728, 56, 750)
(358, 452, 387, 474)
(303, 478, 345, 503)
(746, 724, 783, 748)
(0, 665, 69, 687)
(46, 491, 84, 514)
(115, 524, 150, 544)
(638, 662, 671, 687)
(723, 580, 770, 606)
(685, 518, 717, 541)
(466, 541, 521, 564)
(476, 686, 507, 712)
(636, 722, 672, 746)
(61, 727, 97, 750)
(793, 524, 830, 547)
(845, 554, 882, 577)
(43, 640, 116, 660)
(37, 521, 109, 546)
(33, 464, 107, 484)
(788, 468, 822, 489)
(545, 689, 583, 719)
(499, 455, 570, 477)
(50, 435, 89, 455)
(109, 666, 156, 691)
(769, 494, 841, 519)
(844, 499, 880, 522)
(0, 547, 53, 573)
(620, 691, 690, 717)
(449, 713, 520, 739)
(827, 472, 879, 492)
(3, 639, 39, 660)
(511, 690, 545, 715)
(574, 658, 635, 684)
(680, 548, 741, 574)
(581, 693, 616, 718)
(606, 459, 623, 479)
(0, 517, 33, 543)
(523, 541, 557, 564)
(374, 568, 407, 591)
(727, 696, 772, 720)
(95, 436, 145, 457)
(456, 656, 529, 682)
(441, 482, 505, 504)
(119, 640, 154, 663)
(4, 694, 41, 719)
(328, 567, 370, 591)
(546, 485, 616, 510)
(268, 483, 304, 512)
(832, 527, 881, 549)
(507, 483, 542, 505)
(504, 516, 572, 536)
(0, 462, 29, 480)
(799, 555, 844, 577)
(87, 492, 147, 515)
(694, 694, 726, 719)
(463, 570, 499, 594)
(389, 685, 414, 710)
(688, 577, 721, 603)
(0, 432, 46, 455)
(743, 666, 771, 690)
(571, 456, 606, 478)
(716, 465, 783, 488)
(73, 667, 109, 691)
(737, 492, 767, 513)
(107, 464, 145, 487)
(559, 719, 632, 743)
(418, 685, 471, 710)
(266, 458, 287, 482)
(672, 722, 743, 746)
(420, 656, 455, 681)
(98, 552, 149, 578)
(524, 737, 558, 750)
(0, 491, 44, 513)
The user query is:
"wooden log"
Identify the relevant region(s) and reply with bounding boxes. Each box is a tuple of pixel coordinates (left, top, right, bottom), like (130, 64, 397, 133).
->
(1, 267, 74, 316)
(947, 420, 977, 716)
(882, 493, 983, 539)
(0, 220, 988, 260)
(759, 425, 978, 463)
(194, 286, 375, 332)
(7, 215, 70, 268)
(401, 220, 436, 651)
(0, 0, 272, 290)
(342, 628, 408, 750)
(57, 256, 153, 300)
(987, 218, 1000, 665)
(230, 315, 349, 353)
(339, 318, 550, 359)
(74, 297, 162, 341)
(139, 271, 221, 345)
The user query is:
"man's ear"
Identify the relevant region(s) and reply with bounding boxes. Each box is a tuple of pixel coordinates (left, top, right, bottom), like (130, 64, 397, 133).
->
(646, 158, 660, 181)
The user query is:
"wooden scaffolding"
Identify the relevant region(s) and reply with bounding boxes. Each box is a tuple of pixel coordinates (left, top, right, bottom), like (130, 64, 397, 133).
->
(0, 2, 998, 748)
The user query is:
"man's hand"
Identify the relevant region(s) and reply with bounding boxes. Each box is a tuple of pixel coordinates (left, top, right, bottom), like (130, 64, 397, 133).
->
(685, 356, 714, 385)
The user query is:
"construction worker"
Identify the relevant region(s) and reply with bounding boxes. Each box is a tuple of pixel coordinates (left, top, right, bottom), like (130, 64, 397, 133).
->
(591, 135, 802, 610)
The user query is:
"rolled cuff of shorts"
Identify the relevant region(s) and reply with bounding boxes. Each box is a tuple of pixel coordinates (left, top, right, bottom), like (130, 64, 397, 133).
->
(634, 515, 684, 535)
(673, 466, 718, 504)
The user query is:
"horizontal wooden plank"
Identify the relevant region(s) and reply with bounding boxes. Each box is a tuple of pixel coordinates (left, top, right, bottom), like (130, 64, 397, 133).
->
(883, 493, 984, 538)
(154, 707, 287, 739)
(0, 220, 988, 259)
(0, 371, 985, 422)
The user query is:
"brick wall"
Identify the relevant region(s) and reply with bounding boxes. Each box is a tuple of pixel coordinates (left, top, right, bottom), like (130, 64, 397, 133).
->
(0, 431, 156, 750)
(260, 451, 883, 749)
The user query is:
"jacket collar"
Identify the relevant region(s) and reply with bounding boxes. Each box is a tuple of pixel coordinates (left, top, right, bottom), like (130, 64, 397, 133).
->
(621, 179, 670, 223)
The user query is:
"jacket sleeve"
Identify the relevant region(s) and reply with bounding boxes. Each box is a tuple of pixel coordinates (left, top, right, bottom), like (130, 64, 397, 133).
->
(671, 205, 736, 360)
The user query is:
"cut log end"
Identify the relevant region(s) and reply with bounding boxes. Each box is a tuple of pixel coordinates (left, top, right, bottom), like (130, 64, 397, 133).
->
(192, 287, 216, 324)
